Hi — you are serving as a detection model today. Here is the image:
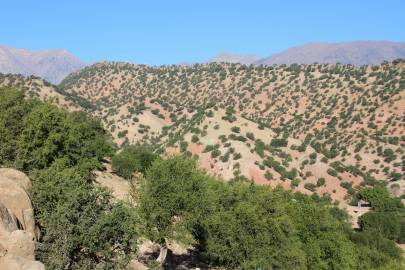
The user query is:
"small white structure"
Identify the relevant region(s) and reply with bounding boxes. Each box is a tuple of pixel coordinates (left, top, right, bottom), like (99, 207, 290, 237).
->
(357, 199, 371, 208)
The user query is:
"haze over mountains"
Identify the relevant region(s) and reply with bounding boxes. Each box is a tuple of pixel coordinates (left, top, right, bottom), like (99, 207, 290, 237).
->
(1, 41, 405, 84)
(0, 45, 86, 83)
(209, 52, 262, 65)
(255, 41, 405, 66)
(211, 41, 405, 66)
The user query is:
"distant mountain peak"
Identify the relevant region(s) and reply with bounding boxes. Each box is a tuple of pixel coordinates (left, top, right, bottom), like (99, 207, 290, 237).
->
(255, 40, 405, 66)
(0, 45, 86, 84)
(210, 52, 262, 65)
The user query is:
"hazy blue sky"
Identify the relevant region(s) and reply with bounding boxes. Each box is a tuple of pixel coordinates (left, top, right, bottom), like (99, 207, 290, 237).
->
(1, 1, 404, 65)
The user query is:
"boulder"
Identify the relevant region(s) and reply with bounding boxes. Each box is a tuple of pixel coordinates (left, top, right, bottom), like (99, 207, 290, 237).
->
(0, 168, 44, 270)
(7, 230, 36, 260)
(0, 254, 45, 270)
(0, 202, 18, 233)
(0, 168, 31, 191)
(0, 168, 36, 237)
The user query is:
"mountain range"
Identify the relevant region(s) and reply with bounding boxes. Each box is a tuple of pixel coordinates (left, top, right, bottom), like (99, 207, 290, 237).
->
(209, 41, 405, 66)
(0, 45, 86, 83)
(209, 52, 262, 65)
(254, 41, 405, 66)
(1, 41, 405, 84)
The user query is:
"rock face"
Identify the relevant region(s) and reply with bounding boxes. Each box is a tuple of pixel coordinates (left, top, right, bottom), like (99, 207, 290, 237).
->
(0, 45, 86, 84)
(0, 168, 44, 270)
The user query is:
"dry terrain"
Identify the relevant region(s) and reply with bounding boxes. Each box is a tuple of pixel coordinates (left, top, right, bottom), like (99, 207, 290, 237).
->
(2, 60, 405, 210)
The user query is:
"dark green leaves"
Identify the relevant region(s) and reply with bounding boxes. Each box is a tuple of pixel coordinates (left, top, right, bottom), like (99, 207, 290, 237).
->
(112, 145, 157, 179)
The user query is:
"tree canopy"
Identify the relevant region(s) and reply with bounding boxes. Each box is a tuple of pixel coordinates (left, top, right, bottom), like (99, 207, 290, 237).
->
(112, 145, 157, 179)
(0, 87, 137, 270)
(137, 154, 404, 270)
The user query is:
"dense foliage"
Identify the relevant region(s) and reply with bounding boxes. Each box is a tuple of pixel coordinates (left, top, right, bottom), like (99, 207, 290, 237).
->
(112, 145, 157, 179)
(138, 155, 404, 270)
(0, 87, 138, 269)
(138, 155, 210, 248)
(30, 161, 138, 269)
(357, 187, 405, 244)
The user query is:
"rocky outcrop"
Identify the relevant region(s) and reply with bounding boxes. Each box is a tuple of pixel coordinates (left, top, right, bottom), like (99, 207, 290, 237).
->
(0, 168, 44, 270)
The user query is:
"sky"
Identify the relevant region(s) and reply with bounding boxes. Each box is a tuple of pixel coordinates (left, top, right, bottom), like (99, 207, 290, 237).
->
(1, 1, 405, 65)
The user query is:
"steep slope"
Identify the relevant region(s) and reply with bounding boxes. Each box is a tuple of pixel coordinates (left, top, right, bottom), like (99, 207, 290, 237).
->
(0, 45, 86, 84)
(256, 41, 405, 66)
(59, 60, 405, 206)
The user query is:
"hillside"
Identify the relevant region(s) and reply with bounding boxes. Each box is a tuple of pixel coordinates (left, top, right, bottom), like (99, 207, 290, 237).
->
(255, 41, 405, 66)
(58, 60, 405, 207)
(0, 73, 83, 111)
(0, 45, 86, 84)
(1, 66, 404, 269)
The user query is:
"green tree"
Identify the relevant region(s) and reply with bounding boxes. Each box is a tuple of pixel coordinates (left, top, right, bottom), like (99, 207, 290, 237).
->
(31, 159, 138, 269)
(15, 103, 112, 171)
(350, 231, 404, 270)
(138, 155, 210, 264)
(270, 138, 288, 147)
(0, 87, 36, 164)
(201, 183, 306, 269)
(112, 145, 158, 179)
(358, 187, 404, 211)
(359, 212, 401, 241)
(0, 88, 136, 269)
